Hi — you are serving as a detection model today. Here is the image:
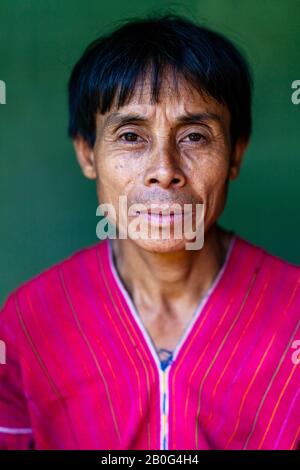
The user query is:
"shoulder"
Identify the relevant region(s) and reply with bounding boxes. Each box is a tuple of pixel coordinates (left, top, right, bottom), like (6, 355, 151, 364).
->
(235, 233, 300, 279)
(232, 233, 300, 319)
(0, 239, 109, 325)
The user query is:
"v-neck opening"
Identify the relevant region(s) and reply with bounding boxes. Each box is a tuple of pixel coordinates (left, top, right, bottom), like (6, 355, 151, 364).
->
(106, 233, 237, 371)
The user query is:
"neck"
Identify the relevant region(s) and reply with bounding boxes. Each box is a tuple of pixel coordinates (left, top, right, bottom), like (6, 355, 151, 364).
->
(110, 223, 234, 320)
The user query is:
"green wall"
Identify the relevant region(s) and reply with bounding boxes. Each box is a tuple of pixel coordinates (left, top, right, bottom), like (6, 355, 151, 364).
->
(0, 0, 299, 304)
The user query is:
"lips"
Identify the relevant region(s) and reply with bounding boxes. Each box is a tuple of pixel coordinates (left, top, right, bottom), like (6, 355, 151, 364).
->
(135, 207, 191, 216)
(134, 206, 193, 226)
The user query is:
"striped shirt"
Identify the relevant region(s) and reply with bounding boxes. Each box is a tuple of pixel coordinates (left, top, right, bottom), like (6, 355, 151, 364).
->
(0, 233, 299, 450)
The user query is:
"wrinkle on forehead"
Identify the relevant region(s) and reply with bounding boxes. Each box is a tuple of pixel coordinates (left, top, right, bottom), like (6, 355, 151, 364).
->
(124, 67, 209, 107)
(96, 67, 230, 133)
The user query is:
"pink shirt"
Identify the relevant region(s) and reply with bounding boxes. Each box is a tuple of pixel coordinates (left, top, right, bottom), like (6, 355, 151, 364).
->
(0, 233, 299, 450)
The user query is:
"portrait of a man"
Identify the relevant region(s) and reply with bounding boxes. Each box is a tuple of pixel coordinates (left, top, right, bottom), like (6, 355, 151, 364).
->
(0, 12, 299, 451)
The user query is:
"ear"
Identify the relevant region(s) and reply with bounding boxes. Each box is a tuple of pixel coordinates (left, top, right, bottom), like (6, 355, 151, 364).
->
(72, 136, 97, 180)
(229, 138, 249, 180)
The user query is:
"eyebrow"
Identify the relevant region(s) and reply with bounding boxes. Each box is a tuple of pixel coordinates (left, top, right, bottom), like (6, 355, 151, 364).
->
(102, 111, 225, 131)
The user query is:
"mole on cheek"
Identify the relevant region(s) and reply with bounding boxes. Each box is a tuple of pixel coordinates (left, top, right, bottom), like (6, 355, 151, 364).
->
(114, 163, 124, 170)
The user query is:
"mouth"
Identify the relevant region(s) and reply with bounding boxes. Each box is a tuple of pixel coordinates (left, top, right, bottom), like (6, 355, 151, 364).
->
(135, 207, 193, 225)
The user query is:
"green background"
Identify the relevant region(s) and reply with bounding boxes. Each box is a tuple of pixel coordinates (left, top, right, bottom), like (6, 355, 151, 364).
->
(0, 0, 299, 305)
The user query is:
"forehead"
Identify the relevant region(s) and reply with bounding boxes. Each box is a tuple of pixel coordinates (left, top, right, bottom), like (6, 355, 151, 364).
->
(97, 70, 230, 126)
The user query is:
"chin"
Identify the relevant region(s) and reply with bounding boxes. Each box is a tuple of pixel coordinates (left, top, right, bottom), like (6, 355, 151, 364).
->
(129, 236, 200, 253)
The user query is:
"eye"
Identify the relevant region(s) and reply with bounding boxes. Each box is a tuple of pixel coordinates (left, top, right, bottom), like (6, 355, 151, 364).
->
(181, 132, 207, 144)
(119, 132, 143, 144)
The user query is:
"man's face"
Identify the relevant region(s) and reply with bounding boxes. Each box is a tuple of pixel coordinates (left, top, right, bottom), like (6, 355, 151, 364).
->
(75, 72, 246, 252)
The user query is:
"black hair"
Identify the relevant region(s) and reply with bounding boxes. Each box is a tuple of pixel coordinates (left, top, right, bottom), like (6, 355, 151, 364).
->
(68, 13, 252, 149)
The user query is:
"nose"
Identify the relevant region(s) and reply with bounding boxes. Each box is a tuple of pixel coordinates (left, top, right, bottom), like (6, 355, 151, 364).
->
(143, 145, 186, 189)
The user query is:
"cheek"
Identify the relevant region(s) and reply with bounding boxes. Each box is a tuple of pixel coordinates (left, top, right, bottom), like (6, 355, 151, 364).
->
(205, 166, 230, 220)
(95, 152, 135, 204)
(187, 156, 230, 226)
(189, 157, 229, 196)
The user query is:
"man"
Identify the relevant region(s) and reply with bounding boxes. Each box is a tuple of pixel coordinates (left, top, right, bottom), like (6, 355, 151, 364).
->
(0, 14, 299, 450)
